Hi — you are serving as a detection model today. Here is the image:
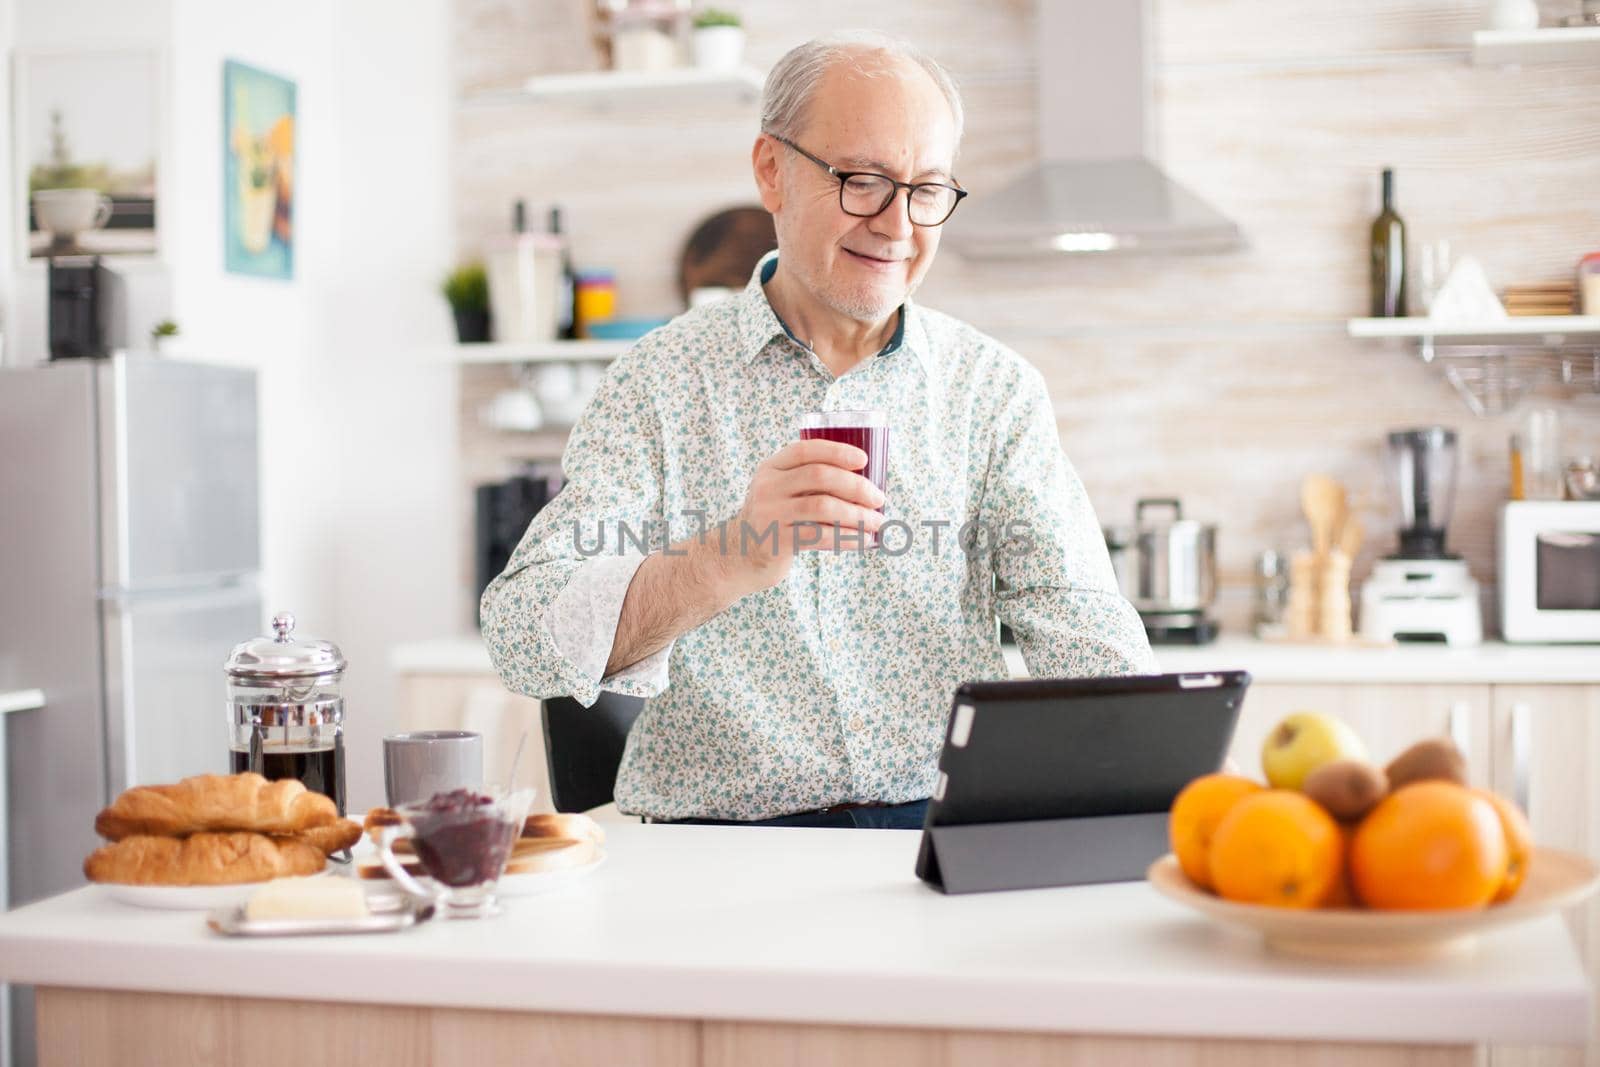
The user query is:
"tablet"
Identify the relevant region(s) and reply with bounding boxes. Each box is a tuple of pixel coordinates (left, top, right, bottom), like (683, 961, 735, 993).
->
(915, 671, 1250, 893)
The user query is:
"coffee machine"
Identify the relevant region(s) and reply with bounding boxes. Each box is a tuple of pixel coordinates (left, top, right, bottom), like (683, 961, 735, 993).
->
(48, 255, 125, 359)
(1359, 427, 1483, 645)
(474, 463, 566, 621)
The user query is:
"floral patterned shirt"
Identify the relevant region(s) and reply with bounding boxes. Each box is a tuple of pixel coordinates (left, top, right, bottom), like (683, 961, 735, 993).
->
(481, 253, 1156, 821)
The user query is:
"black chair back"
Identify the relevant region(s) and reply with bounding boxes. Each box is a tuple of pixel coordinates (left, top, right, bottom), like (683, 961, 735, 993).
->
(541, 692, 645, 813)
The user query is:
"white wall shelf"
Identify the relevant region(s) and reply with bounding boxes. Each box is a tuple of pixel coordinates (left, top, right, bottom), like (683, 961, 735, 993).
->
(1347, 316, 1600, 342)
(1471, 26, 1600, 65)
(451, 341, 629, 365)
(465, 66, 764, 108)
(1346, 317, 1600, 414)
(1347, 316, 1600, 366)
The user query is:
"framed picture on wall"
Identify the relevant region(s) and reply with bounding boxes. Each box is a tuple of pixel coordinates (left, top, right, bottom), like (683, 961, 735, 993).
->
(11, 49, 162, 261)
(223, 59, 295, 280)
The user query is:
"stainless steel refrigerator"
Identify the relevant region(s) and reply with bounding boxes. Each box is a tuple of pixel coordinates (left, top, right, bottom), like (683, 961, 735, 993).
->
(0, 355, 262, 1067)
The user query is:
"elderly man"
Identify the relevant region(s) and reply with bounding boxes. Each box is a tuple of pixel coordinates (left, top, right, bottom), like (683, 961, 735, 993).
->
(482, 32, 1155, 828)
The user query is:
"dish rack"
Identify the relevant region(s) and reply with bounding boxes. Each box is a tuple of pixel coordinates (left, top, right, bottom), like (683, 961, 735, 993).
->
(1346, 317, 1600, 416)
(1438, 346, 1600, 416)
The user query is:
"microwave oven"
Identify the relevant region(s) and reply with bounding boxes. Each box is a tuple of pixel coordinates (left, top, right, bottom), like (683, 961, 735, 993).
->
(1499, 501, 1600, 643)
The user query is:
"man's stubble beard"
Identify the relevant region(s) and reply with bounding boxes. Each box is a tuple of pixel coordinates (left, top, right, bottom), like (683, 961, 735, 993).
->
(799, 254, 923, 324)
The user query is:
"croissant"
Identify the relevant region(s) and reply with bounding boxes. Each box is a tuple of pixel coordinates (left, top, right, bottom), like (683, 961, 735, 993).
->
(83, 832, 326, 885)
(279, 818, 361, 856)
(94, 773, 337, 841)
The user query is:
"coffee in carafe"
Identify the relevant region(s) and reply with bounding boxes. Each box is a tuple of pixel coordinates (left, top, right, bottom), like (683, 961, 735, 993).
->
(225, 612, 347, 815)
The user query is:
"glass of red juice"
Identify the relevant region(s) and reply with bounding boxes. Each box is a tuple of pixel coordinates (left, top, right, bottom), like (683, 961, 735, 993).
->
(798, 409, 889, 547)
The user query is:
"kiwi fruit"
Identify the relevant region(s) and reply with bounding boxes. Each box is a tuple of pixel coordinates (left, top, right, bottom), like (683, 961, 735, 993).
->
(1302, 760, 1388, 821)
(1384, 738, 1468, 790)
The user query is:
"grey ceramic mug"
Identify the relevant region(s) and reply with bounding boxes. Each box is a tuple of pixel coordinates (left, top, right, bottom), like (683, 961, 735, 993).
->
(383, 730, 484, 807)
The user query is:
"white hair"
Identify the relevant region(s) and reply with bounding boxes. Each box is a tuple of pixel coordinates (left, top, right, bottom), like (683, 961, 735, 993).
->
(760, 31, 964, 153)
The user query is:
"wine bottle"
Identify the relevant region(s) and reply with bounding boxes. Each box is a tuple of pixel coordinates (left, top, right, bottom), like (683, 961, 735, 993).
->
(1370, 168, 1407, 318)
(549, 206, 578, 340)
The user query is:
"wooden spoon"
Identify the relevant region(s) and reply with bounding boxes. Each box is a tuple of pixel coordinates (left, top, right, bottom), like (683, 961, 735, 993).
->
(1301, 475, 1344, 559)
(1339, 511, 1364, 559)
(1329, 484, 1350, 557)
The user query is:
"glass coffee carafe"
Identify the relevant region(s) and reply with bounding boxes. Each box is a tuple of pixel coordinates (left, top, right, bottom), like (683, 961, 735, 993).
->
(226, 612, 347, 815)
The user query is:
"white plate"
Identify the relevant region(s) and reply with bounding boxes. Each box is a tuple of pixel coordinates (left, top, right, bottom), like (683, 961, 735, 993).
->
(105, 881, 271, 911)
(356, 850, 607, 901)
(496, 850, 607, 897)
(101, 867, 338, 911)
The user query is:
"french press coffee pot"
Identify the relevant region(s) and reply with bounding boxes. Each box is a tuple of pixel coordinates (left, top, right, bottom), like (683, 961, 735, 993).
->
(226, 612, 347, 815)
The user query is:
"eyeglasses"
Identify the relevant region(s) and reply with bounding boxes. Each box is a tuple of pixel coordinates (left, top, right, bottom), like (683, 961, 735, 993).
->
(768, 133, 968, 228)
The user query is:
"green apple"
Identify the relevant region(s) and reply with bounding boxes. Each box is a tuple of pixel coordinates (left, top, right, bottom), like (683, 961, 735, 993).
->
(1260, 712, 1369, 791)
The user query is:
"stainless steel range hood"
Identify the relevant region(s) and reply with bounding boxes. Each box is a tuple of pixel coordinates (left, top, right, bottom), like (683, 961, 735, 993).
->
(948, 0, 1244, 257)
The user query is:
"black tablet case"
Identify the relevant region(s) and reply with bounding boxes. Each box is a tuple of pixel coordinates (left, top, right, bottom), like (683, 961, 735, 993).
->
(915, 671, 1249, 895)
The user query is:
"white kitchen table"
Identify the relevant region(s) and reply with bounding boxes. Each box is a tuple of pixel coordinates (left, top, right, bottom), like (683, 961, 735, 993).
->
(0, 822, 1588, 1067)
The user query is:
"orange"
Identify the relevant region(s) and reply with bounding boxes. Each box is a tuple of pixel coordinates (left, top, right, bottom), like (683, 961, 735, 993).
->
(1169, 774, 1262, 890)
(1207, 790, 1343, 909)
(1320, 825, 1360, 909)
(1475, 788, 1534, 903)
(1350, 781, 1508, 910)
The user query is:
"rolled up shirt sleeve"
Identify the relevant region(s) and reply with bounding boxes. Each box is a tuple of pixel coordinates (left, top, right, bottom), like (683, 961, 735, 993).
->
(980, 358, 1157, 678)
(480, 355, 675, 707)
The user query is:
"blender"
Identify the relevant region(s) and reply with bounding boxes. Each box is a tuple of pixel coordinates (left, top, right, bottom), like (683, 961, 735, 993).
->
(1359, 428, 1483, 645)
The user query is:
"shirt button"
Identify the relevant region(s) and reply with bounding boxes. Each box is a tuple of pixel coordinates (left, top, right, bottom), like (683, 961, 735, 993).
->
(849, 717, 865, 732)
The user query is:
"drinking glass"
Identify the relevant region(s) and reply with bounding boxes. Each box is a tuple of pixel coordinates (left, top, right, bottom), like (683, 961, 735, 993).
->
(1523, 408, 1563, 501)
(798, 409, 889, 547)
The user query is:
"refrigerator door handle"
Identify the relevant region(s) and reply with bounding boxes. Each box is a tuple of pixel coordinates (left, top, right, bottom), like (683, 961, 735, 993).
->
(0, 689, 48, 914)
(0, 689, 44, 714)
(1, 689, 46, 1067)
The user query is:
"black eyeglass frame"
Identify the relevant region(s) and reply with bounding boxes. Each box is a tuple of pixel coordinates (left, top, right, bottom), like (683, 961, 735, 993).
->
(767, 133, 969, 227)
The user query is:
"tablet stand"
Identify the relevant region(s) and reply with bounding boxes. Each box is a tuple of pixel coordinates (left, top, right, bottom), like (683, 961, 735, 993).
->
(916, 811, 1170, 895)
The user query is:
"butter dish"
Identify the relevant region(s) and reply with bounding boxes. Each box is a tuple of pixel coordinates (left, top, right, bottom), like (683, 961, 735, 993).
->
(207, 893, 433, 937)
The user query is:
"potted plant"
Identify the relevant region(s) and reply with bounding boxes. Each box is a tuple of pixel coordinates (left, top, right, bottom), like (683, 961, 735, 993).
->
(691, 8, 744, 71)
(441, 262, 491, 343)
(150, 319, 179, 354)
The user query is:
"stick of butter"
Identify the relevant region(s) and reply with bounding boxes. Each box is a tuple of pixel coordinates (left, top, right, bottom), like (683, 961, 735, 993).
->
(245, 877, 370, 922)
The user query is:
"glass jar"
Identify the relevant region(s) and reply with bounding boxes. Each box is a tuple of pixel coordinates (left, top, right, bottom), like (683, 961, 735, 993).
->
(1579, 252, 1600, 316)
(1252, 549, 1291, 637)
(225, 612, 347, 814)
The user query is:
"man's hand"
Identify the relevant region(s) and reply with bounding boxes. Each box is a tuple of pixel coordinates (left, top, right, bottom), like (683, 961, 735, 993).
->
(601, 440, 884, 676)
(719, 439, 885, 594)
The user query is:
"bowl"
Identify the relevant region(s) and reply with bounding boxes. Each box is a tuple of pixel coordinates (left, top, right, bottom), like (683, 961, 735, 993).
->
(1147, 847, 1599, 961)
(585, 317, 670, 341)
(375, 786, 535, 918)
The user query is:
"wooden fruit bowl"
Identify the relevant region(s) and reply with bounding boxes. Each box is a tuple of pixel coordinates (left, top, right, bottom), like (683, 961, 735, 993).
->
(1147, 847, 1600, 962)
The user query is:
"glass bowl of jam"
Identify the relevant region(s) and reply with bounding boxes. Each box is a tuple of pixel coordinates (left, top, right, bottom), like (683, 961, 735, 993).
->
(375, 786, 534, 918)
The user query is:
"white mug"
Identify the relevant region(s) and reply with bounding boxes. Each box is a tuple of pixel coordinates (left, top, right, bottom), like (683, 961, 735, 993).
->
(534, 363, 583, 426)
(482, 388, 543, 433)
(32, 188, 113, 238)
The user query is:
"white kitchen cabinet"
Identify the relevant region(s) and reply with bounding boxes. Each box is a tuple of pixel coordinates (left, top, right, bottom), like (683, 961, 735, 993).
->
(1230, 683, 1493, 786)
(1489, 686, 1600, 1067)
